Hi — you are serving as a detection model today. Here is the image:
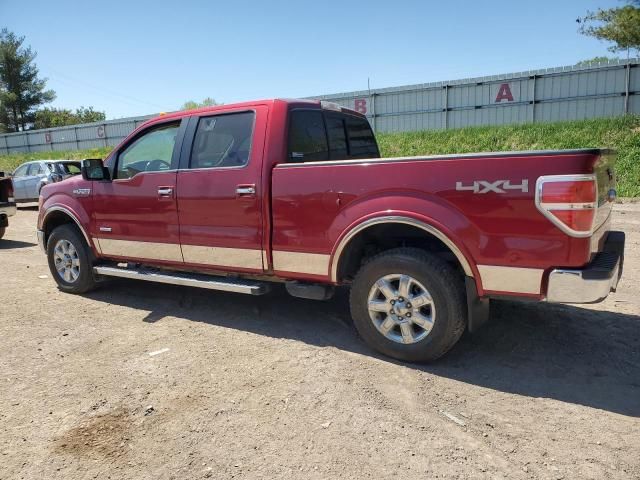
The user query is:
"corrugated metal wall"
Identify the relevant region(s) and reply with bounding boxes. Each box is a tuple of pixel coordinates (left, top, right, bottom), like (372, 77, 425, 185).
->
(0, 59, 638, 154)
(0, 115, 154, 155)
(313, 59, 639, 133)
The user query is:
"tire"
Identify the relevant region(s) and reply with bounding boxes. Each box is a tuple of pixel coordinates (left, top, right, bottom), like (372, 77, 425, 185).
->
(349, 247, 467, 363)
(0, 226, 5, 239)
(47, 224, 97, 294)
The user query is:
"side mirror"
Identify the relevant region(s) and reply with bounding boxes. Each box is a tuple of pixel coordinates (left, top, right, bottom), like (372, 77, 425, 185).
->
(81, 159, 110, 181)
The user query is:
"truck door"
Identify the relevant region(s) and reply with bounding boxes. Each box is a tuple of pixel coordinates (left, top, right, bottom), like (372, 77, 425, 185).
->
(176, 107, 267, 273)
(10, 163, 30, 200)
(91, 119, 187, 264)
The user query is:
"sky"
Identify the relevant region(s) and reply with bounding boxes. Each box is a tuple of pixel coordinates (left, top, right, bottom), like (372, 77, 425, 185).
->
(1, 0, 623, 119)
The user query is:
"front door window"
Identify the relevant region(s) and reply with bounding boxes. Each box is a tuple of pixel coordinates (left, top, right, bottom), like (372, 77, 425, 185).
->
(116, 123, 179, 179)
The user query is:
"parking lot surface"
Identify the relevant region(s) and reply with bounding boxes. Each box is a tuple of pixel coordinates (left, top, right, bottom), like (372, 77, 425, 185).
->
(1, 205, 639, 480)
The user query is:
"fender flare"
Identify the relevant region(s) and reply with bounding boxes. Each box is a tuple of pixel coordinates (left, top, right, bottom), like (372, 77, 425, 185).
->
(329, 215, 475, 283)
(41, 205, 92, 247)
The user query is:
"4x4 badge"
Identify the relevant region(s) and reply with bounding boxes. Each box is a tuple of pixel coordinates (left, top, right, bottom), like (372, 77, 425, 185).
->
(455, 180, 529, 194)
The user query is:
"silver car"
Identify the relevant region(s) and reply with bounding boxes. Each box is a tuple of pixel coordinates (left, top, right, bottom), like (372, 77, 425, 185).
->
(11, 160, 82, 202)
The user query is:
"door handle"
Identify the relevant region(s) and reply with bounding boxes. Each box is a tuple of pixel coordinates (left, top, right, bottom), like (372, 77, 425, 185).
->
(158, 186, 174, 198)
(236, 185, 256, 196)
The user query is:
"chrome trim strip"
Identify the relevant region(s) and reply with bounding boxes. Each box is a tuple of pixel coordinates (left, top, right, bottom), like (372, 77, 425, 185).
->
(275, 149, 607, 169)
(95, 238, 183, 262)
(538, 202, 596, 210)
(477, 265, 544, 294)
(273, 251, 331, 276)
(182, 244, 263, 269)
(112, 169, 178, 182)
(42, 205, 92, 247)
(535, 174, 598, 238)
(330, 216, 473, 282)
(93, 266, 267, 295)
(178, 165, 248, 172)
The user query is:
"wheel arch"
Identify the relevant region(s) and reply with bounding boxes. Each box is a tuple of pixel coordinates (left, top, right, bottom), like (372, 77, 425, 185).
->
(330, 215, 476, 284)
(41, 206, 92, 250)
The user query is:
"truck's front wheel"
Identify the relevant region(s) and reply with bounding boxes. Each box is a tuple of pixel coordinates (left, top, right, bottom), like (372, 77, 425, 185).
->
(349, 248, 466, 362)
(47, 224, 97, 294)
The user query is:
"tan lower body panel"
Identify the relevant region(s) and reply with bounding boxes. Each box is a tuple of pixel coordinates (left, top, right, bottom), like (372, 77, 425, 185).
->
(95, 238, 183, 262)
(272, 251, 331, 276)
(94, 238, 330, 275)
(477, 265, 544, 294)
(182, 244, 263, 270)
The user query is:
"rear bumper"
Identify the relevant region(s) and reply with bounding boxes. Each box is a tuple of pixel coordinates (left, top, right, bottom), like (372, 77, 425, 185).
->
(547, 231, 625, 304)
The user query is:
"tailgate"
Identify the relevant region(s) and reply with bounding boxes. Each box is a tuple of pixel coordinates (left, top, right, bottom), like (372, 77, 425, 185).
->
(0, 177, 14, 204)
(593, 149, 616, 232)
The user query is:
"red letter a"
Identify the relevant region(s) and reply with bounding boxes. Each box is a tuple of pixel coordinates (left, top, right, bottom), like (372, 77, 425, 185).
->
(495, 83, 514, 102)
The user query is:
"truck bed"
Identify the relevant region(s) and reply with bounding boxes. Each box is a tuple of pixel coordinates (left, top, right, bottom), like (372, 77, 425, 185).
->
(270, 148, 614, 293)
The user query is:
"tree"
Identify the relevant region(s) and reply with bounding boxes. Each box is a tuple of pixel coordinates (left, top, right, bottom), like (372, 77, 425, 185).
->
(33, 106, 106, 129)
(74, 106, 105, 124)
(575, 56, 622, 66)
(0, 28, 55, 132)
(181, 97, 219, 110)
(578, 2, 640, 56)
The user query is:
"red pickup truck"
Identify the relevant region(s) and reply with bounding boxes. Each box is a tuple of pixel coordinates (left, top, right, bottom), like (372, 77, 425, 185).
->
(37, 99, 625, 362)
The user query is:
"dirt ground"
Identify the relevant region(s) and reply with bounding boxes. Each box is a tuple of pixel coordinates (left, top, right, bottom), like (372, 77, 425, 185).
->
(1, 205, 639, 480)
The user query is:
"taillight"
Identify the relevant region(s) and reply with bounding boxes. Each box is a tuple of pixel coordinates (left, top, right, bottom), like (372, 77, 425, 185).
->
(535, 174, 597, 237)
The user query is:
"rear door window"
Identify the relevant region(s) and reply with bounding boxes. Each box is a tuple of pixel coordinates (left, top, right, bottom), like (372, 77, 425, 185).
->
(27, 163, 44, 175)
(190, 111, 255, 169)
(287, 110, 329, 162)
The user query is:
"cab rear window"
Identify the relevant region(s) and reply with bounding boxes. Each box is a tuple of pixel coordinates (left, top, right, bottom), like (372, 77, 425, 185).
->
(287, 109, 378, 163)
(345, 116, 379, 159)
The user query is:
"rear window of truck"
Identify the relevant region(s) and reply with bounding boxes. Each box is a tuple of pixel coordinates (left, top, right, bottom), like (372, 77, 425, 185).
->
(287, 110, 378, 163)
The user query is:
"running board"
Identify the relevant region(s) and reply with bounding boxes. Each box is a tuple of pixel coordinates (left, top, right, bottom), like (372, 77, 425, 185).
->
(93, 266, 269, 295)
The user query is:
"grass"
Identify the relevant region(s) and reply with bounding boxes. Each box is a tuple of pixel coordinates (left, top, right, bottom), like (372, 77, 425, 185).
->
(0, 147, 112, 175)
(1, 116, 638, 196)
(377, 116, 640, 197)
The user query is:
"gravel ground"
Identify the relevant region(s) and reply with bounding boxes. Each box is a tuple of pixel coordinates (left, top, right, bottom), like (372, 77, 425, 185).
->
(1, 205, 639, 480)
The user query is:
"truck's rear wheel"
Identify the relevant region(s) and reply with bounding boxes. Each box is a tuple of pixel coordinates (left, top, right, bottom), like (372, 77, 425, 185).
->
(0, 226, 5, 239)
(47, 224, 96, 294)
(349, 248, 466, 362)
